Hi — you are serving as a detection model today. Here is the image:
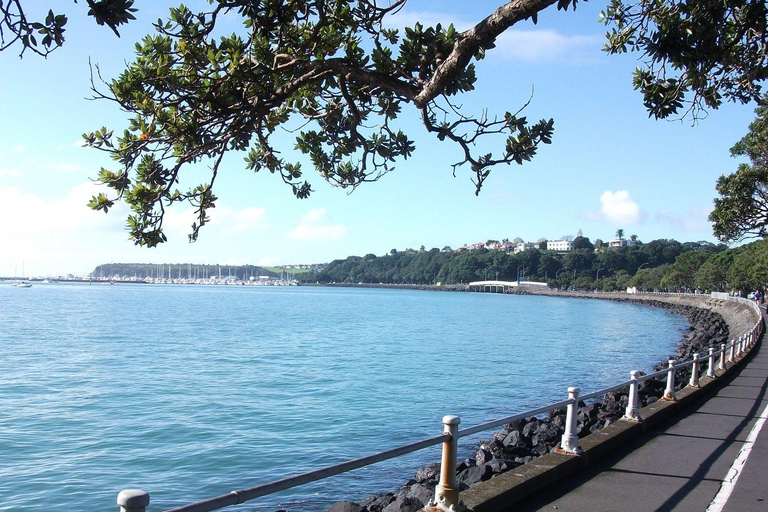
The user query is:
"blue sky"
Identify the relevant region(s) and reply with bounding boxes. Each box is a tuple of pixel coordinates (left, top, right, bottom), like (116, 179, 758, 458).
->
(0, 1, 757, 277)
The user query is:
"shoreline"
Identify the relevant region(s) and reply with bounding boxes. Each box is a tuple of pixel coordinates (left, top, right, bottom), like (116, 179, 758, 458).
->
(320, 290, 757, 512)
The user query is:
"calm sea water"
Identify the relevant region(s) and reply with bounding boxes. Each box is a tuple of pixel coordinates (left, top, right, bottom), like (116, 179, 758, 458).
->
(0, 284, 687, 512)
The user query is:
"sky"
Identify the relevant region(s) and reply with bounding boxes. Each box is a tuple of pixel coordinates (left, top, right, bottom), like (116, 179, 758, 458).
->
(0, 1, 758, 277)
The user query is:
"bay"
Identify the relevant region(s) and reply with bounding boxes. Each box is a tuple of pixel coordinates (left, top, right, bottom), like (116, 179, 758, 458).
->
(0, 284, 687, 512)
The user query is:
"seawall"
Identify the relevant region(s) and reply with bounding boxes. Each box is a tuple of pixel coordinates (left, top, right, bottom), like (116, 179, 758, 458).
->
(321, 293, 762, 512)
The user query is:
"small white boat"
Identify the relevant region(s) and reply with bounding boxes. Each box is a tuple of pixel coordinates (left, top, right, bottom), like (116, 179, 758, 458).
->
(12, 282, 32, 288)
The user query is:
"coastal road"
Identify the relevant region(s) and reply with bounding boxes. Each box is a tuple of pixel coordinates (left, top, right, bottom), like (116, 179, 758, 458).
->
(513, 308, 768, 512)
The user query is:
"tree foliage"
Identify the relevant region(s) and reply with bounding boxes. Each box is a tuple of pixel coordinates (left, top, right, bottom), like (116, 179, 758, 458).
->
(295, 237, 768, 294)
(660, 249, 715, 290)
(602, 0, 768, 119)
(4, 1, 768, 246)
(79, 0, 768, 246)
(0, 0, 136, 57)
(710, 100, 768, 242)
(298, 237, 726, 290)
(572, 235, 594, 251)
(84, 0, 563, 246)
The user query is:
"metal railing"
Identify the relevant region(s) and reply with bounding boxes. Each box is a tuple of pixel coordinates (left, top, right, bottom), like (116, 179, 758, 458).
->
(117, 296, 765, 512)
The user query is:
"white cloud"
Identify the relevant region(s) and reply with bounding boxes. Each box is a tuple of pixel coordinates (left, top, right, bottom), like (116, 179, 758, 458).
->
(219, 206, 268, 235)
(655, 206, 712, 233)
(389, 10, 600, 64)
(161, 204, 268, 239)
(66, 140, 88, 149)
(302, 209, 328, 223)
(0, 183, 133, 275)
(581, 190, 647, 225)
(14, 144, 27, 153)
(0, 183, 123, 237)
(388, 10, 466, 31)
(0, 168, 20, 177)
(288, 209, 348, 242)
(494, 30, 601, 63)
(600, 190, 647, 224)
(54, 163, 84, 173)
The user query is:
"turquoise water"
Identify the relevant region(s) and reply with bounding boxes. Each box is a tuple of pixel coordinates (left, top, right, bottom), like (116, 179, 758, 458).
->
(0, 284, 687, 512)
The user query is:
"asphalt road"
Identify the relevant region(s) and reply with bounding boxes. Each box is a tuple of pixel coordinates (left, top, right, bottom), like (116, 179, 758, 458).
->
(514, 309, 768, 512)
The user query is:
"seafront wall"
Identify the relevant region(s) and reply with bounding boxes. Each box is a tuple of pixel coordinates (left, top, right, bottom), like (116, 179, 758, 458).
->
(321, 293, 762, 512)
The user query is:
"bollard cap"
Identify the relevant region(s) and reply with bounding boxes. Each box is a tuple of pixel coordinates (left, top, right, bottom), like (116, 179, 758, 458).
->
(442, 415, 461, 425)
(567, 386, 580, 394)
(117, 489, 150, 508)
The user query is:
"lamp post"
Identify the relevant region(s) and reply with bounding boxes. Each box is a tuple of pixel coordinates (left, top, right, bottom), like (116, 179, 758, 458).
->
(596, 268, 603, 290)
(517, 265, 523, 282)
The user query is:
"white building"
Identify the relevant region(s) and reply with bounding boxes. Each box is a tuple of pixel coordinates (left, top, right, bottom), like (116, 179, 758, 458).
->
(608, 239, 637, 248)
(514, 242, 538, 254)
(547, 240, 574, 252)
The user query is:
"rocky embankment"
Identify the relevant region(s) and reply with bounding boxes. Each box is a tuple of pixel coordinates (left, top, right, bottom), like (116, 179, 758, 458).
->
(322, 295, 757, 512)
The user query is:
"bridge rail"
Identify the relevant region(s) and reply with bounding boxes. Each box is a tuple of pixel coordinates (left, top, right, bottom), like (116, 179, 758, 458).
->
(117, 295, 764, 512)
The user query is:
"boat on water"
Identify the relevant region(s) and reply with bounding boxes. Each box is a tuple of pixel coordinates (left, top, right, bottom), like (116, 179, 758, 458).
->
(11, 281, 32, 288)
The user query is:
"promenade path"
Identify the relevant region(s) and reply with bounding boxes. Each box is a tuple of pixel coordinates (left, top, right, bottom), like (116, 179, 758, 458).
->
(514, 306, 768, 512)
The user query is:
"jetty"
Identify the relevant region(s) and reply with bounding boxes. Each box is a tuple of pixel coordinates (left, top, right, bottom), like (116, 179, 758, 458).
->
(467, 280, 548, 293)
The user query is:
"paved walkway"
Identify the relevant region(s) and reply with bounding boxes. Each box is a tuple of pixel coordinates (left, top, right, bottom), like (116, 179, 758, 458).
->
(515, 309, 768, 512)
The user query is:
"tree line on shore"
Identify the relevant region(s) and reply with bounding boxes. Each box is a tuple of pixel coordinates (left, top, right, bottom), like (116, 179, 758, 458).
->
(295, 237, 768, 294)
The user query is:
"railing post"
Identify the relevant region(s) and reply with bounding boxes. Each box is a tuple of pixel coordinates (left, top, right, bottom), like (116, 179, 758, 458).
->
(663, 359, 677, 401)
(624, 371, 641, 421)
(688, 353, 700, 388)
(117, 490, 149, 512)
(736, 336, 743, 358)
(559, 387, 582, 454)
(707, 347, 716, 378)
(430, 415, 464, 512)
(719, 343, 727, 370)
(729, 340, 736, 363)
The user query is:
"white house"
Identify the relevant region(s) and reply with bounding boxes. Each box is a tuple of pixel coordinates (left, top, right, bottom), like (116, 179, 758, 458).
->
(546, 240, 574, 252)
(514, 242, 537, 254)
(608, 239, 637, 248)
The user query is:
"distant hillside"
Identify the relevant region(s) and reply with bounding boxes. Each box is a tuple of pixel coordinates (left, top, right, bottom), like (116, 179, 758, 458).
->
(294, 238, 767, 295)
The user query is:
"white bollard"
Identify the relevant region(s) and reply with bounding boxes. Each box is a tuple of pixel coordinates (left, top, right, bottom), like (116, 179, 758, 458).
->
(559, 387, 582, 454)
(118, 490, 149, 512)
(729, 340, 736, 363)
(624, 371, 642, 421)
(430, 415, 465, 512)
(688, 353, 700, 388)
(663, 359, 676, 401)
(719, 343, 727, 370)
(707, 347, 716, 378)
